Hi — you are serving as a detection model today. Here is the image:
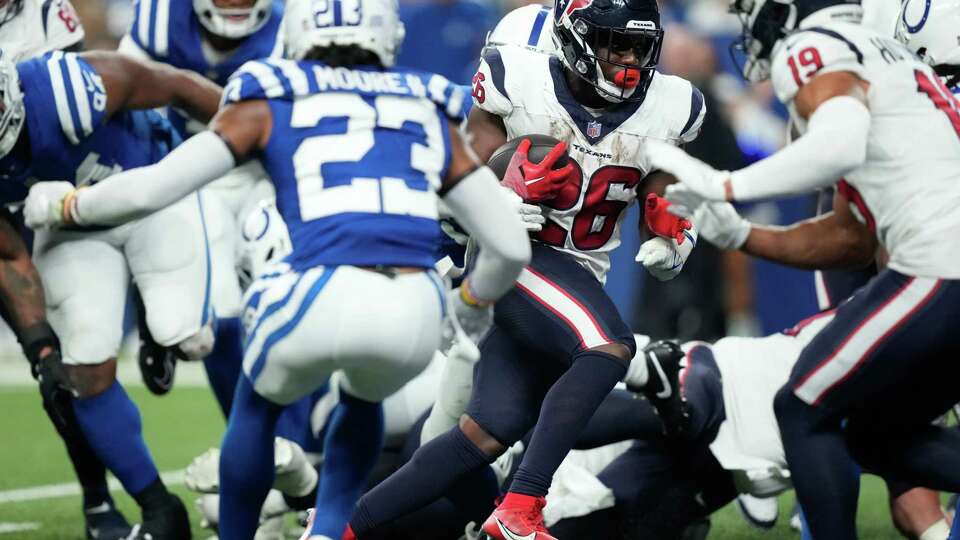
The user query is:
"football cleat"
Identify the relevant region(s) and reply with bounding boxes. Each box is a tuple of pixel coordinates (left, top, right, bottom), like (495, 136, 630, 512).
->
(84, 501, 132, 540)
(127, 494, 190, 540)
(633, 340, 691, 438)
(481, 494, 557, 540)
(134, 291, 178, 395)
(736, 494, 778, 530)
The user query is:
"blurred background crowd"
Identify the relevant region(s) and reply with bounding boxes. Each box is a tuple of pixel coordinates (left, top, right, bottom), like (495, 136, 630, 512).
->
(74, 0, 826, 344)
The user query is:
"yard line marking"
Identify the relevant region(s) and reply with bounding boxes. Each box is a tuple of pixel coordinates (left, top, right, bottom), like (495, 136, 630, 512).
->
(0, 522, 40, 533)
(0, 470, 184, 504)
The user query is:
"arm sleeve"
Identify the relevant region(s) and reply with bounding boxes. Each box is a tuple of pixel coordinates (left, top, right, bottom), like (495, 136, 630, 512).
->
(728, 95, 870, 201)
(73, 131, 236, 225)
(441, 165, 531, 302)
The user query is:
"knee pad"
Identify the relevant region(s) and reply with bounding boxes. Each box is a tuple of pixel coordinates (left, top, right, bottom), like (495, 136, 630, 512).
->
(177, 324, 216, 361)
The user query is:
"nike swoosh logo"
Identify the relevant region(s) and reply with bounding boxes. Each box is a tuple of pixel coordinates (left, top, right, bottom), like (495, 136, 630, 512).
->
(649, 351, 672, 399)
(496, 519, 537, 540)
(84, 502, 112, 515)
(524, 177, 544, 186)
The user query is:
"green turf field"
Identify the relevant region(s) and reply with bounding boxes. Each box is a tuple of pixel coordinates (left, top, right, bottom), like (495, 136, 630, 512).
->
(0, 385, 932, 539)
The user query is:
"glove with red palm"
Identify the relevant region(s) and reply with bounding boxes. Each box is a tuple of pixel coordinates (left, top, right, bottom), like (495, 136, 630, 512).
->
(500, 139, 574, 203)
(644, 193, 692, 244)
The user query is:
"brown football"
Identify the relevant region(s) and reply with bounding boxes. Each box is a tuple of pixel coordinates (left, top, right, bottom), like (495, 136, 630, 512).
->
(487, 134, 570, 180)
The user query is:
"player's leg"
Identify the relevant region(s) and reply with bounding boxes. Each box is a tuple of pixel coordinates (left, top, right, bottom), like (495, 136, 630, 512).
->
(349, 326, 550, 539)
(887, 484, 950, 540)
(197, 190, 245, 415)
(35, 230, 187, 537)
(489, 245, 633, 532)
(776, 271, 960, 540)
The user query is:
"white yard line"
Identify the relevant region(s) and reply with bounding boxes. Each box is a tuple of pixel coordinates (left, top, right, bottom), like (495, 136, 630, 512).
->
(0, 470, 185, 505)
(0, 523, 40, 534)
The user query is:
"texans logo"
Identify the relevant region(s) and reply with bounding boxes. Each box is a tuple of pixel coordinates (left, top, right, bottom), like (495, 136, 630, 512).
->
(558, 0, 593, 19)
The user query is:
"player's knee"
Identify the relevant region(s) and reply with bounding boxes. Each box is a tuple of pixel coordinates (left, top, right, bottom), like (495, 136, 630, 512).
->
(459, 414, 507, 458)
(66, 360, 117, 398)
(773, 385, 806, 426)
(587, 342, 632, 363)
(177, 324, 216, 361)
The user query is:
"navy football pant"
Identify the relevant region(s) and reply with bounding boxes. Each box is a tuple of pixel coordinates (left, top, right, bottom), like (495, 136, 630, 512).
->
(777, 270, 960, 540)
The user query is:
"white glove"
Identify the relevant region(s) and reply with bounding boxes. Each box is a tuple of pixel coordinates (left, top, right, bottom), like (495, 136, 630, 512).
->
(636, 228, 697, 282)
(445, 285, 494, 347)
(500, 186, 545, 232)
(690, 201, 752, 250)
(24, 181, 77, 229)
(646, 140, 729, 202)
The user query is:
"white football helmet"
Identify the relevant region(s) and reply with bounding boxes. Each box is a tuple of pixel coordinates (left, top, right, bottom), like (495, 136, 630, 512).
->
(237, 199, 292, 289)
(283, 0, 405, 67)
(0, 57, 24, 160)
(193, 0, 274, 39)
(896, 0, 960, 78)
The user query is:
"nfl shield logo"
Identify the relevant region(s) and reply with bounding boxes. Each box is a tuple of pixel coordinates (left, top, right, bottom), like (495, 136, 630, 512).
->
(587, 121, 601, 138)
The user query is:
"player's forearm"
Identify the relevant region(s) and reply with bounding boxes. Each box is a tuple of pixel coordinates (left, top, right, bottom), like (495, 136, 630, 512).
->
(73, 132, 235, 226)
(742, 213, 875, 270)
(728, 96, 870, 201)
(0, 221, 46, 335)
(159, 67, 222, 123)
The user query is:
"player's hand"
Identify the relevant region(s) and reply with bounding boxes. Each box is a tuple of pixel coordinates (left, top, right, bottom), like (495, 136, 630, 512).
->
(34, 349, 79, 428)
(446, 282, 494, 346)
(690, 201, 752, 250)
(646, 140, 729, 202)
(24, 182, 78, 229)
(500, 139, 574, 203)
(644, 193, 692, 244)
(500, 186, 546, 232)
(636, 228, 697, 282)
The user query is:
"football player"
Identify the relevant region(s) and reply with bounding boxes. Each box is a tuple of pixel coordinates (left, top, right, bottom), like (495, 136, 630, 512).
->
(1, 50, 221, 539)
(118, 0, 283, 413)
(646, 0, 960, 538)
(23, 1, 532, 539)
(345, 0, 703, 538)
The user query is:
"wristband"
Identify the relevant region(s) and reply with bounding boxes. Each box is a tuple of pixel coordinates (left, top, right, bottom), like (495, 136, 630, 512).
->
(61, 188, 82, 226)
(459, 278, 492, 308)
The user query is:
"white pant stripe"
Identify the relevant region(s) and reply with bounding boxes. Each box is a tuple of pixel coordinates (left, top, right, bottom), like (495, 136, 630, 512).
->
(795, 277, 940, 404)
(515, 268, 610, 349)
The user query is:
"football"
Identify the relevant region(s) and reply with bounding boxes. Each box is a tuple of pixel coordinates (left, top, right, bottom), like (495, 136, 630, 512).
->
(486, 134, 570, 180)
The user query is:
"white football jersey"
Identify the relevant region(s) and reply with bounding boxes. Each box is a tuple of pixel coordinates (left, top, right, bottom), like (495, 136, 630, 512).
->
(0, 0, 84, 62)
(772, 22, 960, 279)
(703, 312, 834, 495)
(473, 45, 705, 281)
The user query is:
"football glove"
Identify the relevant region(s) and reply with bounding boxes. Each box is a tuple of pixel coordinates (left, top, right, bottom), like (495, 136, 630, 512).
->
(447, 281, 494, 346)
(646, 140, 729, 202)
(690, 201, 752, 250)
(636, 227, 697, 282)
(24, 181, 79, 229)
(644, 193, 692, 244)
(500, 139, 575, 203)
(500, 186, 546, 232)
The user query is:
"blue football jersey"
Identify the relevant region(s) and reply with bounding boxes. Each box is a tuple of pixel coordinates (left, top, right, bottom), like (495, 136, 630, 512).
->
(128, 0, 283, 134)
(0, 52, 180, 203)
(222, 59, 468, 270)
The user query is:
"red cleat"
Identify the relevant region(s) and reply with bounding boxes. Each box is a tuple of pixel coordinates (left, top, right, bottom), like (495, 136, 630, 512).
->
(342, 524, 357, 540)
(481, 493, 558, 540)
(295, 511, 358, 540)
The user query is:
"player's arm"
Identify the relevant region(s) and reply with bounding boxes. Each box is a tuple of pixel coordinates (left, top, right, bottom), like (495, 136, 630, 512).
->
(0, 216, 46, 334)
(82, 51, 222, 123)
(27, 101, 271, 228)
(440, 119, 530, 304)
(465, 107, 508, 163)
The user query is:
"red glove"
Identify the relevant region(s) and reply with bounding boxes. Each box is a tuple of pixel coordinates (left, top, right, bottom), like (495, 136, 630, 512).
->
(500, 139, 575, 203)
(644, 193, 692, 244)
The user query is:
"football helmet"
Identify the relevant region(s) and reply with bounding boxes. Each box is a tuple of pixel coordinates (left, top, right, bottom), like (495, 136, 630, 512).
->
(0, 0, 23, 26)
(0, 57, 24, 160)
(729, 0, 863, 81)
(896, 0, 960, 87)
(283, 0, 405, 67)
(552, 0, 664, 103)
(237, 199, 291, 289)
(193, 0, 274, 39)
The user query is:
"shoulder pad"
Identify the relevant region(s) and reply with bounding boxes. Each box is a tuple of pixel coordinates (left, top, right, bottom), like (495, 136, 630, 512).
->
(35, 52, 108, 145)
(41, 0, 85, 51)
(470, 46, 514, 116)
(129, 0, 172, 57)
(771, 27, 867, 103)
(487, 4, 555, 52)
(222, 59, 301, 106)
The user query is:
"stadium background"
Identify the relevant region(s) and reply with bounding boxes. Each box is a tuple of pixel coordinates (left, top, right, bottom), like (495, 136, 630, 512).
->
(0, 0, 941, 538)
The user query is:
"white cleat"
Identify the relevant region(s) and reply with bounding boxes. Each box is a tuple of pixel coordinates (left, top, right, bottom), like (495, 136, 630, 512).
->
(736, 494, 779, 530)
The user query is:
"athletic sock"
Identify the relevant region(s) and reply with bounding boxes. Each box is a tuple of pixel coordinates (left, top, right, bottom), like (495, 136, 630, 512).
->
(351, 426, 492, 537)
(310, 391, 384, 538)
(775, 389, 859, 540)
(203, 316, 243, 416)
(72, 381, 160, 497)
(132, 477, 171, 511)
(919, 519, 950, 540)
(509, 351, 627, 497)
(41, 391, 112, 509)
(219, 376, 284, 539)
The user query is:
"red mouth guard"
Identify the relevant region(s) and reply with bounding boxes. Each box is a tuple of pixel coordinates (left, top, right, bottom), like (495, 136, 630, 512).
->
(614, 69, 641, 89)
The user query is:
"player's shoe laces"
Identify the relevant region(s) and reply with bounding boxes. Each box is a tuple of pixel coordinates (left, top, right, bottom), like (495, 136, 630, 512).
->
(85, 501, 132, 540)
(481, 494, 557, 540)
(126, 493, 190, 540)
